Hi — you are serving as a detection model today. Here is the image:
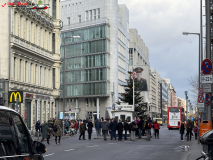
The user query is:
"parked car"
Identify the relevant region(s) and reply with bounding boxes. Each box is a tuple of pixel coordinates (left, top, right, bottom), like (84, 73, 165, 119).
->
(0, 106, 46, 159)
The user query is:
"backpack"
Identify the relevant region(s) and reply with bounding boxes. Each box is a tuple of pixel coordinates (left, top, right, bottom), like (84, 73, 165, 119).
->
(53, 125, 57, 132)
(148, 122, 152, 128)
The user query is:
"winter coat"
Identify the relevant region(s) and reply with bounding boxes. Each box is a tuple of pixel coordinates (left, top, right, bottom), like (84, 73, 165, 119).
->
(54, 120, 61, 137)
(65, 121, 69, 127)
(186, 121, 193, 132)
(131, 121, 137, 131)
(110, 120, 118, 131)
(124, 121, 129, 130)
(194, 126, 198, 133)
(117, 122, 124, 135)
(138, 120, 143, 129)
(145, 120, 152, 129)
(83, 120, 87, 130)
(180, 124, 185, 134)
(74, 122, 78, 130)
(87, 122, 93, 133)
(80, 124, 85, 133)
(41, 123, 49, 139)
(153, 122, 160, 129)
(101, 121, 109, 131)
(35, 121, 40, 131)
(95, 119, 101, 130)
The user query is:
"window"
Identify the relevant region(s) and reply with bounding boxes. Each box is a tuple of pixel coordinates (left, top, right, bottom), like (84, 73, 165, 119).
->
(97, 8, 100, 19)
(85, 11, 88, 21)
(25, 61, 28, 82)
(53, 68, 55, 88)
(118, 57, 126, 69)
(20, 16, 22, 38)
(20, 59, 22, 81)
(67, 17, 70, 25)
(118, 71, 126, 82)
(26, 19, 28, 40)
(35, 64, 37, 84)
(78, 15, 81, 23)
(40, 66, 42, 85)
(93, 9, 96, 20)
(89, 10, 92, 20)
(14, 57, 16, 80)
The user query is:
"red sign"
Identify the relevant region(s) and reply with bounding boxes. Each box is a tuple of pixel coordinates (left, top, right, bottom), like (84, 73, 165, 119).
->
(198, 95, 204, 103)
(205, 93, 210, 105)
(199, 88, 203, 95)
(26, 93, 33, 98)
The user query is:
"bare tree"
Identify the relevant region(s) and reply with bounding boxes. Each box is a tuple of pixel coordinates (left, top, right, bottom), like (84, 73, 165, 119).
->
(188, 73, 199, 107)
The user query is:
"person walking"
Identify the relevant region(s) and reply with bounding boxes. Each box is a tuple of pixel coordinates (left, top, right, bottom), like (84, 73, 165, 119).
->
(40, 122, 50, 145)
(153, 121, 160, 139)
(54, 120, 62, 145)
(138, 118, 143, 139)
(87, 119, 93, 140)
(35, 120, 41, 140)
(101, 119, 109, 141)
(186, 120, 193, 141)
(194, 125, 198, 140)
(65, 119, 69, 132)
(95, 119, 101, 137)
(179, 122, 185, 141)
(74, 120, 79, 134)
(117, 119, 124, 141)
(110, 118, 117, 140)
(145, 117, 152, 141)
(124, 119, 129, 140)
(130, 121, 136, 141)
(142, 119, 146, 136)
(79, 121, 86, 140)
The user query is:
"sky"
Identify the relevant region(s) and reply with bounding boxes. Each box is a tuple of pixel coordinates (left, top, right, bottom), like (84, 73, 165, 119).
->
(118, 0, 202, 103)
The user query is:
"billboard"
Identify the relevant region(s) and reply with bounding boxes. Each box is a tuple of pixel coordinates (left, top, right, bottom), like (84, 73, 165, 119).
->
(129, 65, 150, 92)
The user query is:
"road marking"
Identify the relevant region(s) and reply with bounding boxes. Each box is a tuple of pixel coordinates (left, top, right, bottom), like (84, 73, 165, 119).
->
(107, 143, 116, 144)
(43, 153, 55, 157)
(64, 149, 74, 151)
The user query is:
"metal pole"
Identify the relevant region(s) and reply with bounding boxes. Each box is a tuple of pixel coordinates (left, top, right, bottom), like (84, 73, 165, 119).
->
(186, 95, 188, 120)
(199, 34, 200, 89)
(206, 0, 212, 122)
(133, 49, 135, 119)
(63, 37, 66, 136)
(200, 0, 203, 62)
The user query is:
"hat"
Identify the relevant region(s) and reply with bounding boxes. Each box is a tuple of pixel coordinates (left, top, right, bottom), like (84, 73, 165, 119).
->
(135, 67, 143, 73)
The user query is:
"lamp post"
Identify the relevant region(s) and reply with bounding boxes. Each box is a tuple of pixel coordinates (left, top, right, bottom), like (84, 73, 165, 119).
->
(63, 36, 80, 136)
(184, 91, 188, 121)
(182, 32, 201, 89)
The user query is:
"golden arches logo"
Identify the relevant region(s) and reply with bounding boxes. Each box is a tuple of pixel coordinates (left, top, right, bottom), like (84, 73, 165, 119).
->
(10, 92, 21, 102)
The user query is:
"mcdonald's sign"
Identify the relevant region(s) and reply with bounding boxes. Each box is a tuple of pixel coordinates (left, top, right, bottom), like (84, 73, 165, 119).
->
(8, 91, 23, 103)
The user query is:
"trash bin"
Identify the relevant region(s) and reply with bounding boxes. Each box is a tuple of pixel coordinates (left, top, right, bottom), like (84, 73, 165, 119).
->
(200, 129, 213, 156)
(200, 120, 212, 137)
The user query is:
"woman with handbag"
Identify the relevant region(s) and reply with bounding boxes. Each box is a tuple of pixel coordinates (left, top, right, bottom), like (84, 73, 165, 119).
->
(130, 121, 136, 141)
(153, 121, 160, 139)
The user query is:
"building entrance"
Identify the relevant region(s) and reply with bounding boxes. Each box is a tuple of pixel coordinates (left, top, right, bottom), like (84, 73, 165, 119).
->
(25, 100, 31, 130)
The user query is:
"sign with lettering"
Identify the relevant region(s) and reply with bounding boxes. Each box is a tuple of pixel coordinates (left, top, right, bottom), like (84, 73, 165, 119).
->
(115, 105, 134, 111)
(8, 91, 23, 103)
(35, 95, 50, 100)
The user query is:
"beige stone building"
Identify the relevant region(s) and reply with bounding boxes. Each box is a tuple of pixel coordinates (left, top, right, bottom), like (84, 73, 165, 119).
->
(0, 0, 62, 130)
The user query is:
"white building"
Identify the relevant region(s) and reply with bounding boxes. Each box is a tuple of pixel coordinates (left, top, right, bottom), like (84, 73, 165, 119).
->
(58, 0, 130, 121)
(0, 0, 62, 130)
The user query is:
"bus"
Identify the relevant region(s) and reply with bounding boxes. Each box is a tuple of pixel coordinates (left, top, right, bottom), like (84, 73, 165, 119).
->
(167, 107, 184, 130)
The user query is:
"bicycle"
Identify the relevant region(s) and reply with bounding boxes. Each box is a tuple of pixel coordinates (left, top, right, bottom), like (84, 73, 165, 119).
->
(196, 150, 213, 160)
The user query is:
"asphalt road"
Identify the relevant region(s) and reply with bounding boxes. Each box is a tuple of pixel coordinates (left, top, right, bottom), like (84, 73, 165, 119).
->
(42, 125, 196, 160)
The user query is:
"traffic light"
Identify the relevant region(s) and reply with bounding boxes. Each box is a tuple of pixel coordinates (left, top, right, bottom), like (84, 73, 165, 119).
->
(28, 5, 50, 9)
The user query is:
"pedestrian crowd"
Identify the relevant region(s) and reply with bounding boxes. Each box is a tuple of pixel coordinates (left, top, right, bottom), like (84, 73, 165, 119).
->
(34, 116, 162, 145)
(179, 119, 198, 141)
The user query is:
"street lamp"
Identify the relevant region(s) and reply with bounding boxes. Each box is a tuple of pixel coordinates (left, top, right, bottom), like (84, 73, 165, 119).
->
(62, 35, 80, 136)
(182, 32, 201, 89)
(184, 91, 188, 120)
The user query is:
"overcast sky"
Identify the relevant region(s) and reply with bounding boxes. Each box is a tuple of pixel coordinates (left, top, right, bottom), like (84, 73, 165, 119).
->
(118, 0, 202, 103)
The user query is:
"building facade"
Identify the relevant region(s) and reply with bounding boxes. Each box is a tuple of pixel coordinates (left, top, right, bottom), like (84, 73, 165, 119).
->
(59, 0, 130, 121)
(0, 0, 62, 130)
(149, 72, 157, 118)
(162, 79, 168, 119)
(170, 84, 177, 107)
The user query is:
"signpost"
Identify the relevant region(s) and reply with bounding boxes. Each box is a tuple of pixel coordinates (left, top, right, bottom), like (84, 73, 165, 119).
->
(198, 95, 204, 103)
(205, 93, 210, 105)
(202, 84, 213, 93)
(201, 75, 213, 84)
(201, 59, 212, 75)
(199, 88, 203, 95)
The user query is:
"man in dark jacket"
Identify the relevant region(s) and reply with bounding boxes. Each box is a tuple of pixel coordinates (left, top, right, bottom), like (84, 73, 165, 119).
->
(138, 118, 144, 139)
(124, 119, 129, 140)
(101, 119, 109, 141)
(186, 120, 193, 141)
(79, 121, 86, 140)
(87, 119, 93, 140)
(35, 120, 41, 139)
(95, 119, 101, 137)
(110, 118, 117, 140)
(145, 117, 152, 141)
(117, 119, 124, 141)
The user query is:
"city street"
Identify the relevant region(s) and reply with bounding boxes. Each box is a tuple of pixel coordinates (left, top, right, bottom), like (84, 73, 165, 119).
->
(41, 125, 200, 160)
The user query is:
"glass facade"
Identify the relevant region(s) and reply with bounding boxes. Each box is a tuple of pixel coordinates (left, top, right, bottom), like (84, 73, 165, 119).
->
(60, 39, 109, 57)
(61, 25, 109, 45)
(60, 25, 110, 97)
(129, 48, 133, 65)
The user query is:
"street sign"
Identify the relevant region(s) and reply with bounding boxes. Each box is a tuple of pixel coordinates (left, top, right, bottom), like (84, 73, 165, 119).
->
(202, 84, 212, 93)
(201, 59, 212, 75)
(205, 93, 210, 105)
(199, 88, 203, 95)
(198, 95, 204, 103)
(201, 75, 213, 84)
(69, 108, 71, 111)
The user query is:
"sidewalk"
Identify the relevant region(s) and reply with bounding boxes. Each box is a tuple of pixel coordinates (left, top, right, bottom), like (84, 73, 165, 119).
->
(188, 139, 203, 160)
(32, 134, 70, 141)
